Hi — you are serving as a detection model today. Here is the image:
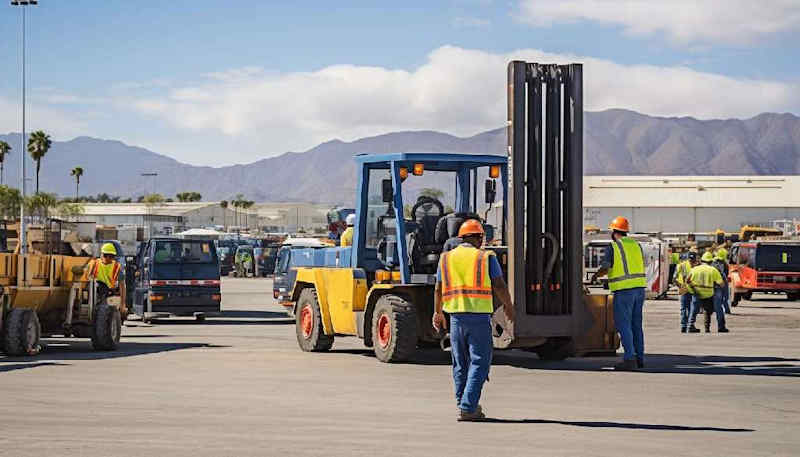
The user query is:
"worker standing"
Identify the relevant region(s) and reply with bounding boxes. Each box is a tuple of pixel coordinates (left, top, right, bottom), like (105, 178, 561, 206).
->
(85, 242, 122, 303)
(591, 217, 646, 370)
(713, 249, 731, 315)
(669, 249, 680, 285)
(432, 219, 514, 421)
(687, 252, 729, 333)
(675, 251, 699, 333)
(340, 213, 355, 247)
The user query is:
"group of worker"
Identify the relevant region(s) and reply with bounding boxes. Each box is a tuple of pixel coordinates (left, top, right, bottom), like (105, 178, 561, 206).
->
(674, 246, 731, 334)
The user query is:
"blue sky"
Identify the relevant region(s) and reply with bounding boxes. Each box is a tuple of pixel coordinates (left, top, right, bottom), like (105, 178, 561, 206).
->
(1, 0, 799, 165)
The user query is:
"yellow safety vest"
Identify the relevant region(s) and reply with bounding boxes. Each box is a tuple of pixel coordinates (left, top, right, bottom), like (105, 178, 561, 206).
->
(87, 258, 121, 289)
(687, 263, 722, 299)
(608, 237, 647, 292)
(440, 245, 493, 313)
(340, 227, 353, 247)
(670, 252, 680, 265)
(674, 260, 693, 294)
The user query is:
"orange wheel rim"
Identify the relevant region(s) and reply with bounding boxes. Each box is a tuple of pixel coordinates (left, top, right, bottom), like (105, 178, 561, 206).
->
(300, 305, 313, 338)
(377, 314, 391, 348)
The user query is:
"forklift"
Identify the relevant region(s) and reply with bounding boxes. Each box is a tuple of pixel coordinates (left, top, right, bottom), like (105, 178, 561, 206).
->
(287, 61, 618, 362)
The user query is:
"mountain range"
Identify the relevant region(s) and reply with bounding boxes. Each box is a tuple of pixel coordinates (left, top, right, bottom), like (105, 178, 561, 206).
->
(0, 109, 798, 204)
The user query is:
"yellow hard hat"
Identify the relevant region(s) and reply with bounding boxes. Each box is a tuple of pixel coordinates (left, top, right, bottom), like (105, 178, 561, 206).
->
(101, 243, 117, 256)
(701, 252, 714, 263)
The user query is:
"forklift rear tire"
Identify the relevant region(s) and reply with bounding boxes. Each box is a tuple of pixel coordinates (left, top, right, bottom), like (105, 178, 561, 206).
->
(295, 288, 333, 352)
(92, 304, 122, 351)
(371, 295, 418, 363)
(534, 337, 574, 361)
(2, 308, 41, 356)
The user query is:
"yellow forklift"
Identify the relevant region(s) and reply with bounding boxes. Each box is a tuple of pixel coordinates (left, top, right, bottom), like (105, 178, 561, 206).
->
(288, 61, 617, 362)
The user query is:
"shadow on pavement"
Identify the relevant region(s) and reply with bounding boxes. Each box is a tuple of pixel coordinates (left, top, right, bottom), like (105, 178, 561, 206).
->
(479, 418, 754, 432)
(408, 349, 800, 376)
(150, 318, 294, 326)
(0, 341, 227, 370)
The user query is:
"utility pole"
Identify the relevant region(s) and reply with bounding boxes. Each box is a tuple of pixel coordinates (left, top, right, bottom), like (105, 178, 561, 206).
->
(11, 1, 38, 254)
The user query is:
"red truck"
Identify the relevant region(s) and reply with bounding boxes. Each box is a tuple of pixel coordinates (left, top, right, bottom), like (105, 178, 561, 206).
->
(728, 241, 800, 305)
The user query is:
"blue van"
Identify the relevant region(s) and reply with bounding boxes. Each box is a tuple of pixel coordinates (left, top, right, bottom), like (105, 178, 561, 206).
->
(272, 239, 332, 317)
(132, 237, 221, 322)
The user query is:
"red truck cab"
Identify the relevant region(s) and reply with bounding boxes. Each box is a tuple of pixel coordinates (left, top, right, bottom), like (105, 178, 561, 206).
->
(728, 241, 800, 305)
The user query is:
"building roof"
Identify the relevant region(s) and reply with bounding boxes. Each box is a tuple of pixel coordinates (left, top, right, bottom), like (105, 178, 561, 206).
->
(81, 202, 222, 216)
(584, 176, 800, 208)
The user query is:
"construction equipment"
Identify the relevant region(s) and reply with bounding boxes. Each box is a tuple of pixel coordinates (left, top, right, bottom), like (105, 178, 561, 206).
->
(728, 240, 800, 305)
(287, 61, 618, 362)
(0, 252, 122, 356)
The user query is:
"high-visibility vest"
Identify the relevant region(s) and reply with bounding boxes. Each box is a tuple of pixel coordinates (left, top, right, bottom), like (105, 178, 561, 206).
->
(687, 263, 722, 299)
(670, 252, 680, 265)
(675, 260, 692, 293)
(88, 258, 121, 289)
(608, 237, 647, 292)
(340, 227, 353, 247)
(440, 244, 494, 313)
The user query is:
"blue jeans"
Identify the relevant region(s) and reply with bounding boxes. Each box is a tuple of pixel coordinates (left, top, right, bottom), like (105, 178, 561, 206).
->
(719, 284, 730, 313)
(613, 288, 645, 361)
(680, 293, 696, 329)
(450, 313, 492, 414)
(713, 289, 727, 329)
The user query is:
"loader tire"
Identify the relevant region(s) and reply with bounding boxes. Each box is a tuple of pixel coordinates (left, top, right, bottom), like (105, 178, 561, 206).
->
(2, 308, 41, 356)
(372, 295, 417, 363)
(92, 304, 121, 351)
(295, 288, 333, 352)
(534, 337, 574, 361)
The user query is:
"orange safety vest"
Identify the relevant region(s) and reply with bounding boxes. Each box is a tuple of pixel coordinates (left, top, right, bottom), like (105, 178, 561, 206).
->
(440, 244, 494, 313)
(88, 258, 121, 289)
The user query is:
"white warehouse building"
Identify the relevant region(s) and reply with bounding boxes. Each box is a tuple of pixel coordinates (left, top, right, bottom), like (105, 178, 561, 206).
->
(583, 176, 800, 233)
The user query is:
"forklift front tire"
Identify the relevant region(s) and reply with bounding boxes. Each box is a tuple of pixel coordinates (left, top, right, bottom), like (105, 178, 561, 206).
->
(2, 308, 41, 356)
(92, 305, 122, 351)
(371, 295, 418, 363)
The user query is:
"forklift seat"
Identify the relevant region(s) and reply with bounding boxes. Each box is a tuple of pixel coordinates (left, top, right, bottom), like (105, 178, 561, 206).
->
(435, 212, 482, 250)
(408, 196, 445, 273)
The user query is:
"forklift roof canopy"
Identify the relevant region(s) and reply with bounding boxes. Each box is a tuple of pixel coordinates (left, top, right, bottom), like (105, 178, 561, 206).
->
(354, 152, 505, 170)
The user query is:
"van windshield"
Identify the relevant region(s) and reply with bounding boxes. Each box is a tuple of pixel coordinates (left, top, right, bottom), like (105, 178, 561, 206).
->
(154, 240, 216, 264)
(756, 245, 800, 271)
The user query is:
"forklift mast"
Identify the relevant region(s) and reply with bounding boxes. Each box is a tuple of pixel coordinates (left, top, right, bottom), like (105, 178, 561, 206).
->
(507, 61, 583, 322)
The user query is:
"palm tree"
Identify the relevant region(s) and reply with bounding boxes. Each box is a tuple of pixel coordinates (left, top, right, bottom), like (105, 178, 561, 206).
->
(70, 166, 84, 201)
(0, 141, 11, 185)
(220, 200, 228, 230)
(27, 130, 52, 194)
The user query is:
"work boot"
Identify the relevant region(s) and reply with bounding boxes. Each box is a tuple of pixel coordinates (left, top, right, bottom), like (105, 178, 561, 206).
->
(458, 405, 486, 422)
(705, 326, 710, 333)
(681, 327, 687, 333)
(636, 359, 645, 369)
(688, 326, 700, 333)
(614, 359, 638, 371)
(718, 327, 730, 333)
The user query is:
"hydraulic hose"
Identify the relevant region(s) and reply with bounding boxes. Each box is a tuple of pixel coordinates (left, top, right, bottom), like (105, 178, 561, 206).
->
(541, 232, 560, 287)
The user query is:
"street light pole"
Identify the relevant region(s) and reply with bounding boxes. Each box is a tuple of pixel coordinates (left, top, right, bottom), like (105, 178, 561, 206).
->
(11, 1, 37, 254)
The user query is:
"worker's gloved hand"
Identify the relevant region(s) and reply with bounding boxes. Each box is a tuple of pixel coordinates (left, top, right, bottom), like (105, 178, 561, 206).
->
(432, 311, 447, 331)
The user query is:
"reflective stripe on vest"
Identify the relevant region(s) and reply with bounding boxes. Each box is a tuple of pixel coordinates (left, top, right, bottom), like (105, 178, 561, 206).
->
(608, 237, 647, 292)
(440, 245, 493, 313)
(91, 259, 120, 288)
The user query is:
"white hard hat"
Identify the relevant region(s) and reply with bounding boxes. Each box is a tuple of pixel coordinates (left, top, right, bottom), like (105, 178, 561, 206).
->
(346, 213, 356, 226)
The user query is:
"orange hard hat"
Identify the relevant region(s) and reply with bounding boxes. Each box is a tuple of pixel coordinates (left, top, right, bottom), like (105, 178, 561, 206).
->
(608, 216, 630, 233)
(458, 219, 485, 237)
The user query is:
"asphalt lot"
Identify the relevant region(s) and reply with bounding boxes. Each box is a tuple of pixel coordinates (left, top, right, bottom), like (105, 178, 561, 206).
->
(1, 277, 798, 457)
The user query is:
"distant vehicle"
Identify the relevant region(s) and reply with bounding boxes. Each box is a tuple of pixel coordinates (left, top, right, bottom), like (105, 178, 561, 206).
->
(254, 245, 279, 277)
(217, 246, 234, 276)
(728, 241, 800, 305)
(131, 237, 221, 322)
(272, 239, 330, 316)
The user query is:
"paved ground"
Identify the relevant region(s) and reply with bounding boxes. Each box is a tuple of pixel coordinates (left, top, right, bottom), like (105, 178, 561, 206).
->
(1, 277, 798, 456)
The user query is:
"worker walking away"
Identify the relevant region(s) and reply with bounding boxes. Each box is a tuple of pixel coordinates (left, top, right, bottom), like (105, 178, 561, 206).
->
(713, 249, 731, 314)
(713, 248, 731, 314)
(340, 213, 355, 247)
(675, 251, 699, 333)
(591, 217, 646, 370)
(669, 249, 680, 285)
(85, 242, 122, 303)
(687, 252, 729, 333)
(432, 219, 514, 422)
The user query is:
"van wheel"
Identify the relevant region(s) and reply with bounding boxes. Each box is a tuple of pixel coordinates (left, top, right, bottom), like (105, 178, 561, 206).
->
(295, 288, 333, 352)
(2, 308, 41, 356)
(92, 304, 121, 351)
(534, 337, 574, 361)
(371, 295, 417, 363)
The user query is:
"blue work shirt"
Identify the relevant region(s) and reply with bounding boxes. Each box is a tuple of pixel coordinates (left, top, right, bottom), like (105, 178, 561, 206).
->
(436, 246, 503, 282)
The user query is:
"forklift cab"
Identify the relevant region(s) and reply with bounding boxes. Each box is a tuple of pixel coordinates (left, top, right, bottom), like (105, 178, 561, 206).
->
(351, 153, 507, 285)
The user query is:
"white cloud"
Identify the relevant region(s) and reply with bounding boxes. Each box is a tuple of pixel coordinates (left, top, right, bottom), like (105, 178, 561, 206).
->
(127, 45, 800, 161)
(518, 0, 800, 45)
(0, 95, 89, 139)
